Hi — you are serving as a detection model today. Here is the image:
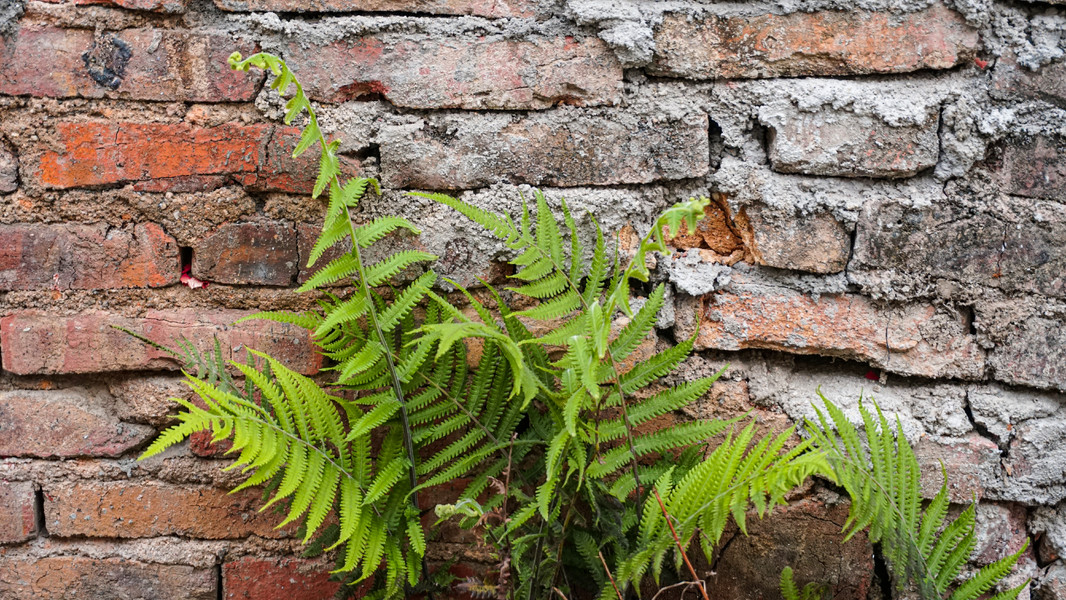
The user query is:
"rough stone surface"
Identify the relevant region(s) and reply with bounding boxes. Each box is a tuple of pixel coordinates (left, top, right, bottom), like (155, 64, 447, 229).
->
(223, 557, 341, 600)
(986, 313, 1066, 393)
(214, 0, 533, 16)
(736, 204, 850, 274)
(0, 223, 180, 290)
(997, 135, 1066, 202)
(993, 53, 1066, 107)
(0, 141, 16, 192)
(851, 195, 1066, 299)
(706, 494, 874, 600)
(0, 28, 260, 101)
(652, 4, 979, 80)
(380, 109, 709, 189)
(0, 481, 36, 543)
(0, 310, 321, 375)
(192, 221, 299, 286)
(763, 101, 940, 178)
(283, 35, 622, 109)
(1030, 502, 1066, 560)
(44, 481, 296, 539)
(676, 270, 986, 381)
(0, 388, 154, 458)
(1037, 564, 1066, 600)
(0, 556, 216, 599)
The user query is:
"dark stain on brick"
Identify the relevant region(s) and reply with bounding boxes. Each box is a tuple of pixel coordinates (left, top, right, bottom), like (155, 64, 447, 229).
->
(82, 35, 133, 90)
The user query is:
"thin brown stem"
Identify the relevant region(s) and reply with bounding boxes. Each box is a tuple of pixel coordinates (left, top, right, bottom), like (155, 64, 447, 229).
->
(652, 488, 710, 600)
(599, 551, 625, 600)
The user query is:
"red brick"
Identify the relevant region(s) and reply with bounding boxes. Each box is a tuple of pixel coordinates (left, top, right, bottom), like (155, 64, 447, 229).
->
(0, 223, 179, 290)
(283, 35, 621, 108)
(43, 481, 297, 539)
(651, 4, 978, 79)
(76, 0, 187, 11)
(679, 276, 985, 380)
(0, 310, 321, 375)
(192, 221, 299, 286)
(0, 481, 36, 543)
(993, 52, 1066, 106)
(0, 388, 154, 458)
(735, 205, 850, 274)
(382, 110, 709, 189)
(40, 122, 265, 189)
(296, 222, 350, 284)
(915, 434, 1000, 502)
(223, 557, 341, 600)
(0, 556, 216, 599)
(998, 135, 1066, 202)
(40, 122, 356, 194)
(0, 27, 259, 100)
(213, 0, 533, 17)
(238, 126, 361, 195)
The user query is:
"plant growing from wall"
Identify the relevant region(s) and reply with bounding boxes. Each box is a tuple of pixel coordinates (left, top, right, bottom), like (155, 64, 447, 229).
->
(136, 53, 1030, 600)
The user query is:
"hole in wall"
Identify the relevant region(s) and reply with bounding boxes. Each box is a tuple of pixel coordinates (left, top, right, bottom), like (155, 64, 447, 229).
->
(180, 246, 193, 273)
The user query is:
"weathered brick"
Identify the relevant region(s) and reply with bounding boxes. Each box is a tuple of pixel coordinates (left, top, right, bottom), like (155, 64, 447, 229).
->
(993, 52, 1066, 106)
(0, 556, 216, 599)
(1037, 564, 1066, 600)
(0, 310, 321, 375)
(0, 481, 36, 544)
(44, 481, 296, 539)
(223, 557, 341, 600)
(0, 223, 180, 290)
(282, 35, 621, 109)
(736, 204, 850, 274)
(296, 222, 349, 284)
(651, 4, 978, 80)
(703, 496, 873, 600)
(213, 0, 532, 17)
(851, 196, 1066, 298)
(0, 142, 17, 193)
(39, 122, 355, 193)
(39, 0, 188, 12)
(988, 315, 1066, 393)
(0, 388, 154, 458)
(998, 135, 1066, 202)
(381, 110, 709, 189)
(666, 195, 748, 262)
(974, 503, 1031, 565)
(677, 274, 985, 380)
(915, 434, 1000, 502)
(763, 104, 940, 178)
(0, 28, 259, 100)
(192, 221, 299, 286)
(108, 375, 191, 426)
(237, 126, 361, 195)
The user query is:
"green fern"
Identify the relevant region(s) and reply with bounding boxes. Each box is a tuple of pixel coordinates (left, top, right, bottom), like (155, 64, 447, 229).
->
(780, 567, 830, 600)
(807, 396, 1030, 600)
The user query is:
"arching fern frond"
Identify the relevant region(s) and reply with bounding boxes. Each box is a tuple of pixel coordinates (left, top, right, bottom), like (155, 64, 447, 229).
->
(806, 396, 1030, 600)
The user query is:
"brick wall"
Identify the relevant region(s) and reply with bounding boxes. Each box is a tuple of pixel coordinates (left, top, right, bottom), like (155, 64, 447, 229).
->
(1, 0, 1065, 598)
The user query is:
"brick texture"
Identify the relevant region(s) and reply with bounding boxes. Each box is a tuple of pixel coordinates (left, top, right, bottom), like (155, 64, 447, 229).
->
(997, 135, 1066, 202)
(38, 123, 353, 193)
(40, 0, 188, 12)
(992, 53, 1066, 106)
(651, 4, 979, 79)
(381, 110, 709, 189)
(736, 205, 850, 274)
(916, 434, 1000, 502)
(0, 28, 259, 100)
(192, 221, 300, 286)
(0, 556, 216, 599)
(43, 481, 296, 539)
(0, 481, 36, 544)
(0, 388, 154, 458)
(678, 276, 986, 380)
(0, 223, 180, 290)
(213, 0, 533, 16)
(988, 315, 1066, 393)
(223, 557, 341, 600)
(0, 310, 321, 375)
(764, 105, 940, 178)
(283, 35, 621, 108)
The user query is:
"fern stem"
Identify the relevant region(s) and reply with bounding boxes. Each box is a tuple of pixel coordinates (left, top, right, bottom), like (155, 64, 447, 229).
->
(652, 488, 710, 600)
(598, 551, 625, 600)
